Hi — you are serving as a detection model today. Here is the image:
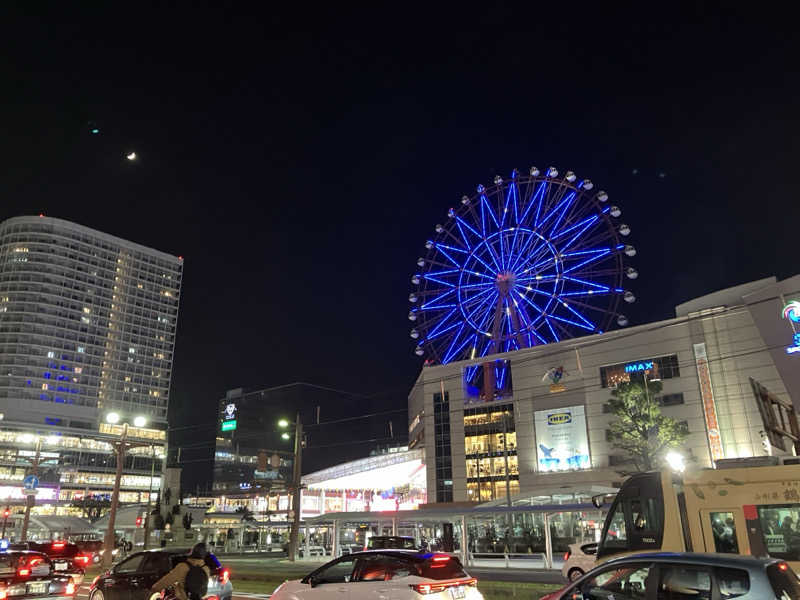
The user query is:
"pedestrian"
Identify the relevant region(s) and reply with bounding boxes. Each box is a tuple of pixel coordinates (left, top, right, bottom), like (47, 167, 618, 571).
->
(151, 542, 210, 600)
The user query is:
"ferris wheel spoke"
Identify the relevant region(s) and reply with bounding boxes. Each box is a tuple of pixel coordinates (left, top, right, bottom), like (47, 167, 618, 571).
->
(469, 250, 498, 275)
(436, 245, 465, 268)
(422, 314, 462, 342)
(442, 323, 472, 364)
(481, 194, 500, 239)
(548, 311, 596, 332)
(562, 276, 611, 291)
(553, 214, 599, 247)
(509, 234, 549, 273)
(423, 274, 457, 287)
(563, 249, 612, 273)
(543, 316, 560, 343)
(538, 191, 576, 232)
(421, 288, 457, 309)
(520, 181, 547, 228)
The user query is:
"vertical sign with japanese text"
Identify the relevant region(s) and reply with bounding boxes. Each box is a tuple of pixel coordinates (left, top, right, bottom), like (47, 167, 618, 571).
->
(693, 342, 724, 462)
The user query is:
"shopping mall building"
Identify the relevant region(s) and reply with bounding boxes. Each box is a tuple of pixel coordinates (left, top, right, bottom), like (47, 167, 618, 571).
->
(0, 216, 182, 522)
(409, 275, 800, 504)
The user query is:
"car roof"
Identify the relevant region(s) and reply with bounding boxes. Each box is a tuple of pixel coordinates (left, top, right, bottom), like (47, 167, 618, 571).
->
(609, 552, 782, 568)
(345, 551, 455, 562)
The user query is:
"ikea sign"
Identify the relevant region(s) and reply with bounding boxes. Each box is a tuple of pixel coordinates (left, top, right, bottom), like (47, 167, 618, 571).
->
(625, 360, 654, 373)
(547, 412, 572, 425)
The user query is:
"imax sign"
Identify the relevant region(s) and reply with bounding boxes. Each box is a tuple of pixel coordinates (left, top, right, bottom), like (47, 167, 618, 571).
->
(625, 361, 654, 373)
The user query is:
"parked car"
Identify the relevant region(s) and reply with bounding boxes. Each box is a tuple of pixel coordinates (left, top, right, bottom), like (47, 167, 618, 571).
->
(540, 551, 800, 600)
(9, 541, 88, 585)
(89, 549, 232, 600)
(561, 542, 597, 582)
(299, 545, 327, 557)
(0, 550, 76, 598)
(365, 536, 418, 551)
(272, 551, 483, 600)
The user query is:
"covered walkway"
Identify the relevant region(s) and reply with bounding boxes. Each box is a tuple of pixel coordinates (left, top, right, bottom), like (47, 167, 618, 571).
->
(303, 485, 614, 570)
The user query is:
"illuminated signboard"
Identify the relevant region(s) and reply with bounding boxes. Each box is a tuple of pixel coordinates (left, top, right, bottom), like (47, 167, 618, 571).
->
(221, 402, 238, 431)
(787, 333, 800, 354)
(783, 301, 800, 354)
(534, 405, 590, 472)
(625, 360, 654, 374)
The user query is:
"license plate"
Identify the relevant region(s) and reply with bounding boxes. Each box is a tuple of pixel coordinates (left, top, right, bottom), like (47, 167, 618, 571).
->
(27, 582, 48, 594)
(449, 586, 466, 599)
(55, 561, 67, 571)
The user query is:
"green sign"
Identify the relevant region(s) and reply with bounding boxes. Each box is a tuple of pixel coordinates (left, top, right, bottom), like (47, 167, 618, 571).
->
(221, 420, 237, 432)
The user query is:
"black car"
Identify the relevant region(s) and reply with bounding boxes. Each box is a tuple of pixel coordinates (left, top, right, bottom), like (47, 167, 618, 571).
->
(0, 551, 76, 599)
(9, 542, 88, 585)
(89, 549, 232, 600)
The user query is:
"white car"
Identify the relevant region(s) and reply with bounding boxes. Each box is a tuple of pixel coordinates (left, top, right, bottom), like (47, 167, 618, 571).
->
(272, 551, 484, 600)
(561, 542, 597, 582)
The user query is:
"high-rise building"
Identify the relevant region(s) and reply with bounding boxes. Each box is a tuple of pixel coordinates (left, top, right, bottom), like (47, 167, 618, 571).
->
(0, 215, 182, 524)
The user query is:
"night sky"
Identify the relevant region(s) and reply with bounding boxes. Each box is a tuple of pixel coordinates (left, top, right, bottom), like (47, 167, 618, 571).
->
(2, 8, 798, 491)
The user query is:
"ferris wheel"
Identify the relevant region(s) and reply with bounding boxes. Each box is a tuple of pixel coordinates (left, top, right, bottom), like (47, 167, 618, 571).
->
(409, 166, 637, 365)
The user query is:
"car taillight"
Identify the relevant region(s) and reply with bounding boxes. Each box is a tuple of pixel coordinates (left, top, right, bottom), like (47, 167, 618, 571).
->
(779, 562, 789, 571)
(52, 542, 66, 550)
(221, 569, 230, 585)
(17, 569, 30, 578)
(66, 580, 75, 595)
(411, 579, 477, 594)
(75, 555, 90, 566)
(564, 551, 570, 561)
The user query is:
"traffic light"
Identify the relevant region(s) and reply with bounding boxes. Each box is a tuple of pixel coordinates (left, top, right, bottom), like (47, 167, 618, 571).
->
(3, 507, 9, 519)
(135, 516, 143, 527)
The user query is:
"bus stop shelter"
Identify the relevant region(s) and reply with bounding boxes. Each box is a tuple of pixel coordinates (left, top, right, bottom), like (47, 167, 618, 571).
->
(303, 485, 614, 570)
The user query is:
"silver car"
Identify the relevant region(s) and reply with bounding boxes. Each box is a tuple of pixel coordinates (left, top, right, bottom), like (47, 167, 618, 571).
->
(540, 552, 800, 600)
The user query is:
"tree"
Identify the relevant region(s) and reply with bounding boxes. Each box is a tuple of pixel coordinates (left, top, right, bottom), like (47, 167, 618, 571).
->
(607, 379, 688, 473)
(235, 506, 255, 521)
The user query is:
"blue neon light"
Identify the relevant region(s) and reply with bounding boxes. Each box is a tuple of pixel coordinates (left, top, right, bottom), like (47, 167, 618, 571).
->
(625, 361, 654, 373)
(415, 171, 630, 362)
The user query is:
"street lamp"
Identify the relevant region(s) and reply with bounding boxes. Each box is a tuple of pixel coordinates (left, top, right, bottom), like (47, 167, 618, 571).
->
(665, 451, 686, 473)
(102, 413, 147, 568)
(278, 414, 303, 562)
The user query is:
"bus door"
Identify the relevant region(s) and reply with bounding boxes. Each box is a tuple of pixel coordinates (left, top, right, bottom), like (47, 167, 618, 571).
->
(699, 508, 749, 555)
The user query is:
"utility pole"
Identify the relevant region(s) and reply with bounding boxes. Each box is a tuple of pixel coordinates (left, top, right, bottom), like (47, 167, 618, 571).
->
(102, 423, 128, 568)
(287, 412, 303, 562)
(143, 444, 155, 549)
(20, 437, 42, 541)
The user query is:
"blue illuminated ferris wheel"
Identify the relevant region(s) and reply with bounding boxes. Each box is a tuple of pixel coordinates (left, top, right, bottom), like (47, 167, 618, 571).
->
(409, 166, 638, 365)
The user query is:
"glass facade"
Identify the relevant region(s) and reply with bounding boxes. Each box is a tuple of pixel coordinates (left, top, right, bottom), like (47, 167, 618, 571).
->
(464, 403, 518, 501)
(433, 392, 452, 503)
(0, 216, 181, 515)
(599, 354, 680, 388)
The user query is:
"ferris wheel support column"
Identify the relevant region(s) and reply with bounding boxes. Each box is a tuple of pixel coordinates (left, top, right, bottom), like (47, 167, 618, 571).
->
(482, 362, 496, 402)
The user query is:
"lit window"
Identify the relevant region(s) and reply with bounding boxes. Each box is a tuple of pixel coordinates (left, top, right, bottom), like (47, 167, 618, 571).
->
(128, 347, 135, 354)
(74, 367, 82, 374)
(42, 384, 49, 390)
(47, 351, 55, 359)
(81, 317, 90, 324)
(13, 247, 28, 253)
(77, 347, 85, 353)
(82, 307, 90, 314)
(124, 376, 131, 382)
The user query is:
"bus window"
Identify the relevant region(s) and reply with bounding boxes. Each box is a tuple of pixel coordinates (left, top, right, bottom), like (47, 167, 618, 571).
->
(757, 505, 800, 560)
(709, 511, 739, 553)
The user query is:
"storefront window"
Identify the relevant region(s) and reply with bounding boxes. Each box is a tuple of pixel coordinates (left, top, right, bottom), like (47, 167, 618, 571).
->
(465, 432, 517, 455)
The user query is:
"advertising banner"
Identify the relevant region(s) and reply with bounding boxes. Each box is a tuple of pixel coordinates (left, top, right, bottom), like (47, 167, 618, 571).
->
(534, 405, 590, 471)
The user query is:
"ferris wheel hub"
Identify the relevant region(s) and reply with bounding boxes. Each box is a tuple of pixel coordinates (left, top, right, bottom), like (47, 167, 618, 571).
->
(495, 271, 516, 296)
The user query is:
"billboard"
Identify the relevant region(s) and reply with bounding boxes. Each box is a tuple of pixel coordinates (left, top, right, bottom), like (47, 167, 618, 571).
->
(534, 405, 590, 472)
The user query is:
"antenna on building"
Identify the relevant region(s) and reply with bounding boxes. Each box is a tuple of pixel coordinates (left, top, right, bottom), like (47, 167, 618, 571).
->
(316, 406, 320, 424)
(389, 420, 394, 438)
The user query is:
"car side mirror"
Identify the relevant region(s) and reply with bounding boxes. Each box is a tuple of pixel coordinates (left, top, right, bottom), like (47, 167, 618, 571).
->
(308, 577, 318, 588)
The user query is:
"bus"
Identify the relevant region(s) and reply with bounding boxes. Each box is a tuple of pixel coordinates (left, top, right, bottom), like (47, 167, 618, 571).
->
(595, 456, 800, 570)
